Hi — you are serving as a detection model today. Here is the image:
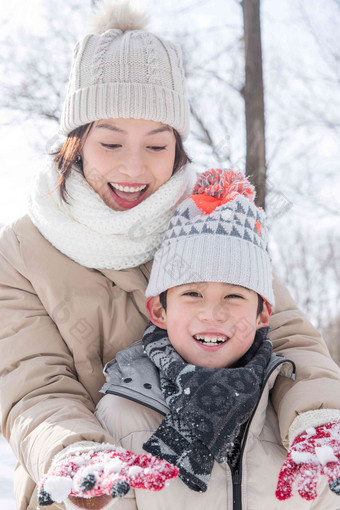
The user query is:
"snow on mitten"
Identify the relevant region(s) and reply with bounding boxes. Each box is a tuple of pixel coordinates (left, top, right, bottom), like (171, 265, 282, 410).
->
(276, 422, 340, 501)
(38, 442, 178, 506)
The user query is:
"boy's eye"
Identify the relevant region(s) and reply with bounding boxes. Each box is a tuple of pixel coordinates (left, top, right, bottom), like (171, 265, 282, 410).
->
(183, 291, 201, 297)
(225, 294, 243, 299)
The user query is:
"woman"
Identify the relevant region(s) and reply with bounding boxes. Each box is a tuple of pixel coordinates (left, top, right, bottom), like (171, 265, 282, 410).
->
(1, 1, 340, 509)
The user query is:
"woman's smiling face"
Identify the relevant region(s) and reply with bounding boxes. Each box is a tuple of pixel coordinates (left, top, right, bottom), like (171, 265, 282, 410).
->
(80, 118, 177, 211)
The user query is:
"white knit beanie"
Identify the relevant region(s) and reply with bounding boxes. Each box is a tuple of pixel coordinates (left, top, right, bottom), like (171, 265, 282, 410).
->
(146, 169, 275, 306)
(59, 0, 190, 139)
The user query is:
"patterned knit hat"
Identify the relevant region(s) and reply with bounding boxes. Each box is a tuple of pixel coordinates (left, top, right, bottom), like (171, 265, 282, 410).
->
(59, 0, 190, 139)
(146, 169, 275, 306)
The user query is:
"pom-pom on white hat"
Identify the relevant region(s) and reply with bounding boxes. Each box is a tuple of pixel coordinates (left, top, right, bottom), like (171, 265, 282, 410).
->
(146, 169, 275, 306)
(89, 0, 150, 33)
(60, 0, 190, 139)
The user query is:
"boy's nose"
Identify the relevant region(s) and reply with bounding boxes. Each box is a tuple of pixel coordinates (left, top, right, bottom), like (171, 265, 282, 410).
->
(197, 303, 230, 323)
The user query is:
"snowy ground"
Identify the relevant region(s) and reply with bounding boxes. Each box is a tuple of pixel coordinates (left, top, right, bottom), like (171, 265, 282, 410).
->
(0, 434, 17, 509)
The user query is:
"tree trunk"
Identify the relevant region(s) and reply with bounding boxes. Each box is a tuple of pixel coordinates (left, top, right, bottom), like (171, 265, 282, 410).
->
(241, 0, 266, 208)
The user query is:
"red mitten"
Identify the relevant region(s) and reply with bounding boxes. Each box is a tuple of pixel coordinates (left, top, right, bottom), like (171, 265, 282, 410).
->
(276, 422, 340, 501)
(38, 443, 178, 506)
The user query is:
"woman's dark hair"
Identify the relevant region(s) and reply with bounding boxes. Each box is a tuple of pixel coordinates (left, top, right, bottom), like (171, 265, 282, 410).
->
(159, 290, 264, 316)
(50, 123, 192, 205)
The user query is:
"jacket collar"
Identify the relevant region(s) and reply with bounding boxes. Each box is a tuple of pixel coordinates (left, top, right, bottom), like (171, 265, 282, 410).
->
(98, 260, 153, 292)
(101, 340, 295, 416)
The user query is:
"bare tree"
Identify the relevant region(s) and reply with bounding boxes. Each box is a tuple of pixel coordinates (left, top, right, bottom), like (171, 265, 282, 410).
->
(241, 0, 266, 208)
(324, 314, 340, 366)
(271, 226, 340, 364)
(0, 1, 91, 128)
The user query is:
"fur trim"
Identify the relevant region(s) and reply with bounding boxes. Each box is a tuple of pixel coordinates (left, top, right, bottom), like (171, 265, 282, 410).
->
(89, 0, 150, 34)
(288, 409, 340, 445)
(51, 441, 124, 467)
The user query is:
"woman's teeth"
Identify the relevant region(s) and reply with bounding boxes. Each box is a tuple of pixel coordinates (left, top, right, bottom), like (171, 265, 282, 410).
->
(193, 335, 228, 346)
(109, 183, 147, 192)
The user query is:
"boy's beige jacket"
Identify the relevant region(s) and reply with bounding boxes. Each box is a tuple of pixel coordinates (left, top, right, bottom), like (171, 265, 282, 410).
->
(1, 215, 340, 510)
(95, 364, 340, 510)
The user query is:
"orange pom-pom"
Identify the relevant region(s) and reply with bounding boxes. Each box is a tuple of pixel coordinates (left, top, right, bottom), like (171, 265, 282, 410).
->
(192, 169, 255, 214)
(255, 220, 261, 236)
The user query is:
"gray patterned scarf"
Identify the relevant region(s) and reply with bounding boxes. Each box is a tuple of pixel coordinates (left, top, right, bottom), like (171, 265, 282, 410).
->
(142, 323, 272, 492)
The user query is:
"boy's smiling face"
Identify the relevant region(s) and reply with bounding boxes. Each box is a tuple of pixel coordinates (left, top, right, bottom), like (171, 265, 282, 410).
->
(147, 282, 270, 369)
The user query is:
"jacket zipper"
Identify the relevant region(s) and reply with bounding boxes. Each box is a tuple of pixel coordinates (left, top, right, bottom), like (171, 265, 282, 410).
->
(232, 467, 242, 510)
(106, 353, 295, 509)
(230, 357, 295, 510)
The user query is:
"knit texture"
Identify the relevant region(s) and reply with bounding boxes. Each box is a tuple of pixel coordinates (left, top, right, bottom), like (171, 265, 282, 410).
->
(38, 440, 178, 505)
(28, 154, 191, 270)
(60, 1, 190, 139)
(142, 322, 272, 492)
(289, 409, 340, 445)
(146, 169, 275, 305)
(276, 422, 340, 501)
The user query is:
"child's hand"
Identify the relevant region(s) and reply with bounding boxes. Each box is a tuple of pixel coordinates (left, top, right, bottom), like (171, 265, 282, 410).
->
(276, 422, 340, 500)
(38, 443, 178, 506)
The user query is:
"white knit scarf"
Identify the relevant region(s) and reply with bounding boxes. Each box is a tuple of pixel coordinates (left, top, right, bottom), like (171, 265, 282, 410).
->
(28, 155, 192, 270)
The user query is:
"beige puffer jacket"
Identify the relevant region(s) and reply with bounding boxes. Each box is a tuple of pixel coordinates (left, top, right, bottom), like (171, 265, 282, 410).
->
(95, 352, 339, 509)
(1, 215, 340, 510)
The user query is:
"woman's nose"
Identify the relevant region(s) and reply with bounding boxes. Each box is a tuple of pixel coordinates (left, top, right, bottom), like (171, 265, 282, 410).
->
(119, 151, 146, 178)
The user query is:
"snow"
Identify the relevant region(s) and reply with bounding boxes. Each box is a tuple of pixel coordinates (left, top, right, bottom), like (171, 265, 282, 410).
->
(0, 435, 17, 510)
(291, 441, 339, 467)
(128, 466, 143, 477)
(315, 446, 338, 466)
(44, 475, 73, 503)
(104, 458, 124, 474)
(291, 450, 316, 464)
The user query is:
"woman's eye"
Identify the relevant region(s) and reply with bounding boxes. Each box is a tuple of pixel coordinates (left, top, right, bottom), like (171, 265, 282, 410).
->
(100, 144, 166, 151)
(101, 143, 121, 149)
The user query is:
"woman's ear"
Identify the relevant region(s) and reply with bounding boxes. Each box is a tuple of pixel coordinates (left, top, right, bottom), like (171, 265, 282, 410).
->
(146, 296, 167, 329)
(256, 300, 271, 329)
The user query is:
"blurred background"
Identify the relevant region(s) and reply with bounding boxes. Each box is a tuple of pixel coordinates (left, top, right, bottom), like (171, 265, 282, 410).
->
(0, 0, 339, 506)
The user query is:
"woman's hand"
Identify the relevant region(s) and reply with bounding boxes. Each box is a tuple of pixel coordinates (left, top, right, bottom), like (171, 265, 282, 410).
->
(68, 495, 112, 509)
(38, 443, 178, 506)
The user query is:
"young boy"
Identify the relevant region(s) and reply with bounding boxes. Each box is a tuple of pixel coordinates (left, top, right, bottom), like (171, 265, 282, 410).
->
(95, 169, 340, 509)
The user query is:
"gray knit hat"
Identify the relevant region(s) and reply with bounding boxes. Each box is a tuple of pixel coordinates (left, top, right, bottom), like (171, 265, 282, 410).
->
(146, 169, 275, 306)
(59, 0, 190, 139)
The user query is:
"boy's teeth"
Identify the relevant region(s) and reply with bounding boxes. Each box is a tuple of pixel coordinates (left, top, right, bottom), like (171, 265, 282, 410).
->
(193, 335, 228, 345)
(109, 183, 147, 192)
